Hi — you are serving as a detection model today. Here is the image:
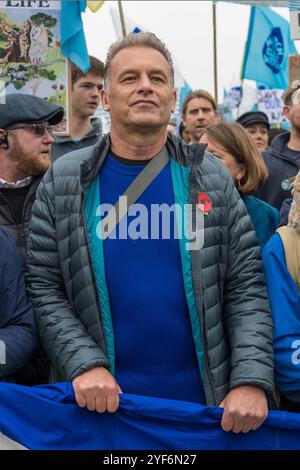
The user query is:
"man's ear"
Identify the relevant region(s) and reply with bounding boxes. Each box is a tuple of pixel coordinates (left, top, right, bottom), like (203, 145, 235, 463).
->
(101, 89, 110, 112)
(283, 105, 290, 120)
(171, 89, 177, 114)
(0, 129, 8, 146)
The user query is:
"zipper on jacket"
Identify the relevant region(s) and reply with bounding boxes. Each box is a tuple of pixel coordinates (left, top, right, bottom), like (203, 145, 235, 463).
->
(0, 192, 24, 255)
(189, 165, 217, 406)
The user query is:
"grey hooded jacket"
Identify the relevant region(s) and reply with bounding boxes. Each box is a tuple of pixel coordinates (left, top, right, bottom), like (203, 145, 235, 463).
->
(26, 134, 274, 406)
(51, 117, 102, 162)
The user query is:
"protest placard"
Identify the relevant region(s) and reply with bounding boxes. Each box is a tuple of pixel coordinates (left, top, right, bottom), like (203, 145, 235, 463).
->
(257, 89, 289, 126)
(0, 0, 71, 134)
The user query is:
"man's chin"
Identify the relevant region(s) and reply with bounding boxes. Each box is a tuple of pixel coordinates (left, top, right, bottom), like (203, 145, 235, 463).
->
(193, 130, 205, 141)
(30, 155, 51, 176)
(130, 118, 166, 129)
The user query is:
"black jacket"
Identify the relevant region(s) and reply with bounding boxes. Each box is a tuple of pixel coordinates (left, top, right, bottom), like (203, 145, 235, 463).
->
(0, 176, 49, 385)
(256, 132, 300, 210)
(0, 177, 42, 261)
(0, 227, 37, 380)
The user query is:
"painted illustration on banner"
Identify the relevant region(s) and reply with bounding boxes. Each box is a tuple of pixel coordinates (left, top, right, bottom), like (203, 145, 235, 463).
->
(0, 0, 70, 134)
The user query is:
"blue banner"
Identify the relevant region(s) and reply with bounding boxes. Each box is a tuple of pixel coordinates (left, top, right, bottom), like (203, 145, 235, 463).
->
(242, 6, 297, 88)
(289, 0, 300, 11)
(0, 382, 300, 450)
(61, 0, 90, 73)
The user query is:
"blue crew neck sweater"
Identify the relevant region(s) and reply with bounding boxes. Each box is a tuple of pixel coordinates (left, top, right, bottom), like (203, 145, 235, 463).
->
(99, 154, 205, 404)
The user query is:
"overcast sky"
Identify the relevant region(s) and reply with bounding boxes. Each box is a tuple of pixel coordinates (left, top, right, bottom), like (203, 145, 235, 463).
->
(82, 0, 296, 99)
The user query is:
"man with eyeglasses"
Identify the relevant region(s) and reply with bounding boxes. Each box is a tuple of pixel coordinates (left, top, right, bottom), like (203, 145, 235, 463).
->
(0, 93, 63, 387)
(0, 93, 63, 260)
(52, 56, 104, 161)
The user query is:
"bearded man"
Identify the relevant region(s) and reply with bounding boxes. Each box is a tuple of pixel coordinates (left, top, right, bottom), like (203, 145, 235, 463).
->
(0, 94, 63, 386)
(0, 94, 63, 260)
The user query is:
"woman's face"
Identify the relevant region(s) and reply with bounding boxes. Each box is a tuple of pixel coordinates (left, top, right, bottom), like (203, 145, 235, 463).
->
(200, 134, 245, 182)
(245, 123, 268, 151)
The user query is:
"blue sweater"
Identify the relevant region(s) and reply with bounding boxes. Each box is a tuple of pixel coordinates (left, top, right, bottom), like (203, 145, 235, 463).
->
(0, 227, 37, 379)
(99, 154, 205, 404)
(263, 233, 300, 403)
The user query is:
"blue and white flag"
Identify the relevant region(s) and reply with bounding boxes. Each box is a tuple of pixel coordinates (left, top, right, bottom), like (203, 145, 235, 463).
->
(242, 6, 297, 89)
(214, 1, 288, 6)
(289, 1, 300, 39)
(61, 0, 90, 73)
(289, 0, 300, 10)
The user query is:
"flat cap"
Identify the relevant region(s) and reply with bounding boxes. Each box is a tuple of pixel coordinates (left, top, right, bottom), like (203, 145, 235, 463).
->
(0, 93, 64, 129)
(237, 111, 270, 129)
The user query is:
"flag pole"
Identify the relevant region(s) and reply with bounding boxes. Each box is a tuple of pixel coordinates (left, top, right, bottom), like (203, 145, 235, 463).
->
(212, 1, 219, 105)
(118, 0, 127, 38)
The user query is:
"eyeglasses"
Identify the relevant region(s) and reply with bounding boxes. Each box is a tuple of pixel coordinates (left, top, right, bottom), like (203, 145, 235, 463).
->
(7, 123, 54, 136)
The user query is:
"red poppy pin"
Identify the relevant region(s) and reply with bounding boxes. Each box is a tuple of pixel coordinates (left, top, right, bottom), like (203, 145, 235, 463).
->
(197, 192, 213, 215)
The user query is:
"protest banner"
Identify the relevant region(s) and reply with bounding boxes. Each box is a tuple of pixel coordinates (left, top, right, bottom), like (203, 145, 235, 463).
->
(0, 0, 71, 134)
(257, 88, 288, 126)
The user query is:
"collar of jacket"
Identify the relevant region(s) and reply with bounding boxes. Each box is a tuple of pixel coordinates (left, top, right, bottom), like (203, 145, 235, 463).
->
(80, 133, 207, 187)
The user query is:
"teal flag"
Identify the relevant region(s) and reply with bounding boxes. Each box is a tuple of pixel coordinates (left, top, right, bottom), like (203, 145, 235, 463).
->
(241, 6, 297, 88)
(214, 1, 288, 6)
(61, 0, 90, 73)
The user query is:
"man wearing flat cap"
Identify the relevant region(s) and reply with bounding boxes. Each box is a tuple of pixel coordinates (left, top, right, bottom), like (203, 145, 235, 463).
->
(0, 93, 63, 260)
(0, 93, 63, 386)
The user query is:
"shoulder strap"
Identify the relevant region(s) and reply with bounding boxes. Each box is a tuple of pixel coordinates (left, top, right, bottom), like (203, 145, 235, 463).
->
(102, 147, 169, 240)
(276, 226, 300, 291)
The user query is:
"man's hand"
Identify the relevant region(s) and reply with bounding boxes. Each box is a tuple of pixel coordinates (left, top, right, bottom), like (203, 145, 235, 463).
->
(219, 385, 268, 434)
(72, 366, 122, 413)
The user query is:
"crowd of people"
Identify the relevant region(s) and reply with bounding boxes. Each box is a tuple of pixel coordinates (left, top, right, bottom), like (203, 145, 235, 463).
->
(1, 31, 300, 442)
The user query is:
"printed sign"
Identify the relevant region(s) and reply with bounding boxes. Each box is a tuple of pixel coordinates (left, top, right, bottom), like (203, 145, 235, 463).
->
(0, 0, 71, 134)
(257, 89, 288, 126)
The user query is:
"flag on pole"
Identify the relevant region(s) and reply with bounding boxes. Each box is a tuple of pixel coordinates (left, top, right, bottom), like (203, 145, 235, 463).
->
(87, 1, 105, 12)
(61, 0, 90, 73)
(289, 0, 300, 39)
(109, 9, 192, 126)
(214, 1, 288, 6)
(241, 6, 297, 89)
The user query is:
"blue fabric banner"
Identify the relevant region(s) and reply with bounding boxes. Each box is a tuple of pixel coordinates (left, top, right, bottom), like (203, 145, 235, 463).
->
(61, 0, 90, 73)
(0, 382, 300, 450)
(241, 6, 297, 88)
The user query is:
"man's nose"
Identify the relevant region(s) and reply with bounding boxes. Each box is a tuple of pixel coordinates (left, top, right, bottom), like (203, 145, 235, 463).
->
(197, 110, 205, 120)
(91, 85, 101, 97)
(44, 130, 55, 144)
(137, 74, 153, 93)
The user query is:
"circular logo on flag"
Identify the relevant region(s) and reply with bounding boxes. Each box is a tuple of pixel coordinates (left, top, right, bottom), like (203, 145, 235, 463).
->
(262, 27, 284, 74)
